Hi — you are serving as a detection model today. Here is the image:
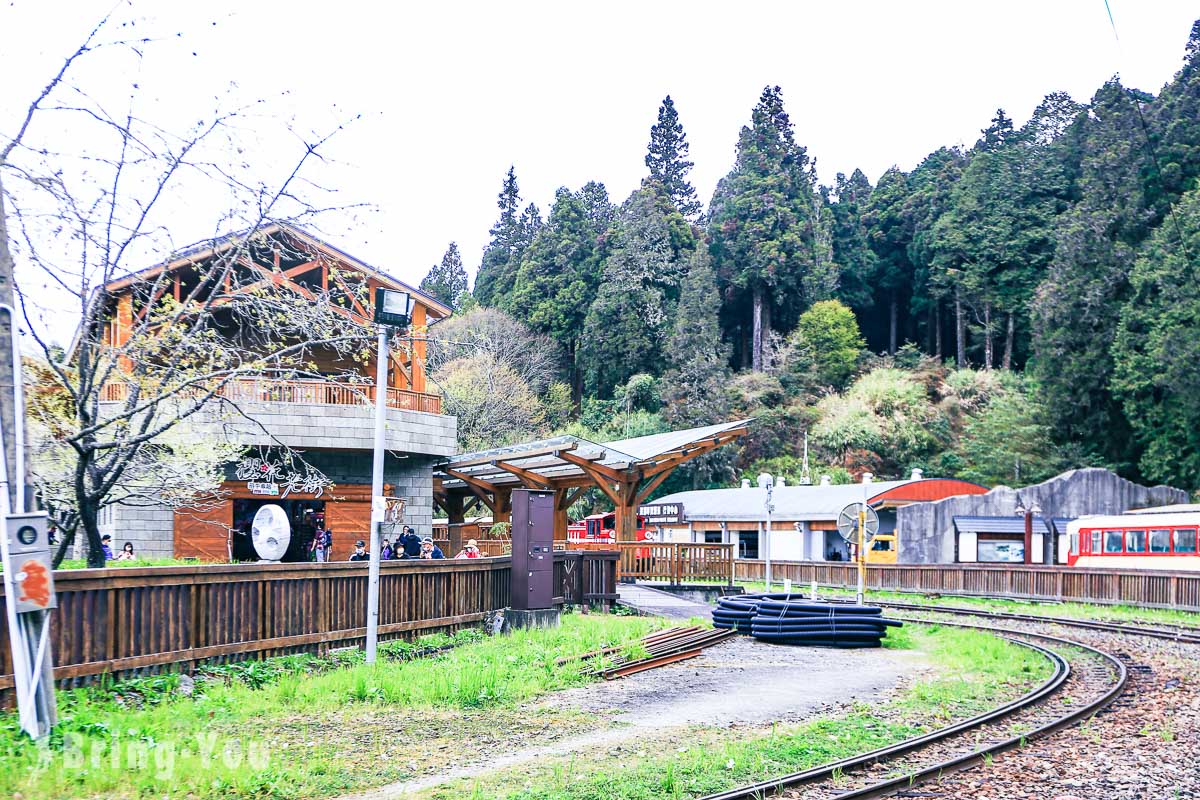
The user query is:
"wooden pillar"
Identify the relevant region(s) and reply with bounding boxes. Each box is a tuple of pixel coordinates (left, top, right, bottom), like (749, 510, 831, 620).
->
(553, 488, 570, 542)
(615, 479, 639, 542)
(493, 486, 512, 525)
(446, 493, 466, 554)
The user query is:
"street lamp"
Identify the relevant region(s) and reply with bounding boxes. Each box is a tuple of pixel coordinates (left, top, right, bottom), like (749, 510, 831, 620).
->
(758, 473, 774, 590)
(366, 288, 413, 664)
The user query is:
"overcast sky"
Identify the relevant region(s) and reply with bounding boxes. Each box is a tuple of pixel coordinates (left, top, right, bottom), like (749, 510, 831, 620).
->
(2, 1, 1198, 346)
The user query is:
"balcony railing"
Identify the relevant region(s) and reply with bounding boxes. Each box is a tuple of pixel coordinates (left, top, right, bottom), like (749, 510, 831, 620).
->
(100, 377, 442, 414)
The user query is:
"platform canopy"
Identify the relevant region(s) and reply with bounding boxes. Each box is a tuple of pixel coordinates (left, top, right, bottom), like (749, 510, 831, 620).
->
(433, 419, 751, 542)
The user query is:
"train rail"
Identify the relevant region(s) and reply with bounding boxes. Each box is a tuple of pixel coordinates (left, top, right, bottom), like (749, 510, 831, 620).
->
(692, 588, 1200, 800)
(848, 597, 1200, 644)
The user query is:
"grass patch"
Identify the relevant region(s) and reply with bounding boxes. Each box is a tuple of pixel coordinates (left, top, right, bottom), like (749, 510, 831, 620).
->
(1, 614, 664, 799)
(427, 623, 1051, 799)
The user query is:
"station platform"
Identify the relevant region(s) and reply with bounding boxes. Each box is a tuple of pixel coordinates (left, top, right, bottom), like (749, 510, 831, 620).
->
(616, 583, 714, 619)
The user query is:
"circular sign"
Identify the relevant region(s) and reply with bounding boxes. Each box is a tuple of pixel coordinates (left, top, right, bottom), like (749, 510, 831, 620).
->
(836, 503, 880, 544)
(16, 525, 38, 546)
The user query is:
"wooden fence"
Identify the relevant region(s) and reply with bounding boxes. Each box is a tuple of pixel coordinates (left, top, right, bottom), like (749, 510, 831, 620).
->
(563, 542, 735, 585)
(0, 552, 616, 700)
(735, 559, 1200, 611)
(102, 378, 442, 415)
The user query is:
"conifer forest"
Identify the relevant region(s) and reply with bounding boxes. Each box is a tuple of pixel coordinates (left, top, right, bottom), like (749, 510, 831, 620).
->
(421, 19, 1200, 496)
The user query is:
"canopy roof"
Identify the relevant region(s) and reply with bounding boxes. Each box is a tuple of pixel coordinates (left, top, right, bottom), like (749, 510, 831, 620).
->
(434, 419, 752, 492)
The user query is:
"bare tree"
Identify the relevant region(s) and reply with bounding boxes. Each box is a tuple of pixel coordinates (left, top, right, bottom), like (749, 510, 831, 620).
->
(426, 307, 564, 394)
(2, 13, 376, 566)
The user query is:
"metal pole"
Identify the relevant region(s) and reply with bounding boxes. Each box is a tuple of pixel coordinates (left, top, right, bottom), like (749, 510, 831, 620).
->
(764, 482, 772, 591)
(856, 481, 866, 605)
(365, 326, 389, 663)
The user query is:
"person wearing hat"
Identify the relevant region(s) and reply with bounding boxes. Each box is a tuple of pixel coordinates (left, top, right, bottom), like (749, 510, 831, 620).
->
(454, 539, 481, 559)
(100, 534, 115, 562)
(349, 540, 369, 561)
(419, 537, 445, 559)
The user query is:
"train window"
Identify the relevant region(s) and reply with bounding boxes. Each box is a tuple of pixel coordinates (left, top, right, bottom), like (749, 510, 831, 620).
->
(1175, 529, 1198, 554)
(1069, 533, 1079, 555)
(1103, 530, 1124, 553)
(1090, 531, 1101, 553)
(1149, 529, 1171, 553)
(1126, 530, 1146, 553)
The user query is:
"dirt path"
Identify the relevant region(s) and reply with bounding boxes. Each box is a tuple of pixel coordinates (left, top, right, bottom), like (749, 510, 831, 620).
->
(341, 636, 931, 799)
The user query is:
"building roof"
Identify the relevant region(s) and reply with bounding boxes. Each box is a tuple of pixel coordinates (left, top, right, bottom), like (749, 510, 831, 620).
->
(953, 516, 1053, 535)
(435, 419, 752, 491)
(651, 477, 985, 523)
(1127, 504, 1200, 514)
(102, 222, 452, 317)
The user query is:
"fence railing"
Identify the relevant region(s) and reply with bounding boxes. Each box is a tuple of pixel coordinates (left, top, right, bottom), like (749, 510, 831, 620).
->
(0, 552, 615, 700)
(101, 378, 442, 415)
(734, 560, 1200, 611)
(571, 542, 735, 585)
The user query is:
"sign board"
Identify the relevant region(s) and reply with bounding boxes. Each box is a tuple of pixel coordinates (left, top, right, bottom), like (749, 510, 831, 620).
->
(5, 513, 56, 612)
(638, 502, 684, 524)
(247, 481, 279, 496)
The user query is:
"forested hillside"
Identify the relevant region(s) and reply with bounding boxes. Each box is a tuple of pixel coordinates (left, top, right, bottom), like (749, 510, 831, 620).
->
(422, 20, 1200, 497)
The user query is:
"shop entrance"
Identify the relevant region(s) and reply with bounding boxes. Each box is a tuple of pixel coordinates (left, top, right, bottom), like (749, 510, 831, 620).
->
(232, 498, 326, 562)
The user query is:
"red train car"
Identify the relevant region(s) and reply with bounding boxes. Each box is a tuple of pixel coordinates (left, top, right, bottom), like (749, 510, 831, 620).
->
(1065, 509, 1200, 570)
(566, 512, 650, 543)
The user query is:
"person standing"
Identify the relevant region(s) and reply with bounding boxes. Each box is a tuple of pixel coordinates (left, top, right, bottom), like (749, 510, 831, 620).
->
(381, 538, 394, 560)
(323, 528, 333, 562)
(100, 534, 114, 562)
(312, 533, 327, 563)
(399, 526, 422, 559)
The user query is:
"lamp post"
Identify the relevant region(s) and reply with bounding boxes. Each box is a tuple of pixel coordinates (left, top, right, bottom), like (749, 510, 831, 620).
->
(365, 288, 414, 664)
(758, 473, 774, 590)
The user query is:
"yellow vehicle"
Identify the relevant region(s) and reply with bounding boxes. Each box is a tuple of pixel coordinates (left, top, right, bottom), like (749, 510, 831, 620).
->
(866, 532, 897, 564)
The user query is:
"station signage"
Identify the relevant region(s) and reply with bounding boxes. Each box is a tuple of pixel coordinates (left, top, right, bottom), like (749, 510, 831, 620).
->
(248, 481, 280, 496)
(638, 502, 683, 524)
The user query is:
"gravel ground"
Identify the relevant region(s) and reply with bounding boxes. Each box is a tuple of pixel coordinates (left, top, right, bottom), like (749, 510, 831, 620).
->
(541, 635, 931, 728)
(881, 618, 1200, 800)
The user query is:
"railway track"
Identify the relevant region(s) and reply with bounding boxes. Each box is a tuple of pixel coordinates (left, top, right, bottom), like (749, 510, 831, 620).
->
(696, 599, 1200, 800)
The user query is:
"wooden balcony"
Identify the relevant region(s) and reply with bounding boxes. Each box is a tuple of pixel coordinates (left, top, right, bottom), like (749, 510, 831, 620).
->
(101, 377, 442, 415)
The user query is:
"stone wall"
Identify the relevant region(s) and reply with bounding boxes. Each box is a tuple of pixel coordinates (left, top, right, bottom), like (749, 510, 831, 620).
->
(183, 402, 457, 458)
(98, 503, 177, 559)
(898, 468, 1189, 564)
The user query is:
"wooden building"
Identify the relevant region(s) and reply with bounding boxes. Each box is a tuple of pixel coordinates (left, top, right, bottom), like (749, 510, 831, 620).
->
(647, 470, 988, 564)
(85, 224, 458, 560)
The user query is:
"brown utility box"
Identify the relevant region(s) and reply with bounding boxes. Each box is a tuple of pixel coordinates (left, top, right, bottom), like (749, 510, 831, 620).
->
(511, 489, 555, 609)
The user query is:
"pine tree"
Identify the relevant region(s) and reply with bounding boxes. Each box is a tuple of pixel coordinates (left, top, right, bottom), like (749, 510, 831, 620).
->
(860, 167, 915, 354)
(903, 147, 967, 362)
(420, 242, 468, 309)
(708, 86, 836, 372)
(830, 170, 878, 317)
(1031, 79, 1157, 470)
(662, 247, 731, 427)
(579, 183, 695, 396)
(1111, 185, 1200, 487)
(645, 96, 702, 218)
(507, 186, 608, 398)
(474, 167, 522, 306)
(661, 248, 733, 488)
